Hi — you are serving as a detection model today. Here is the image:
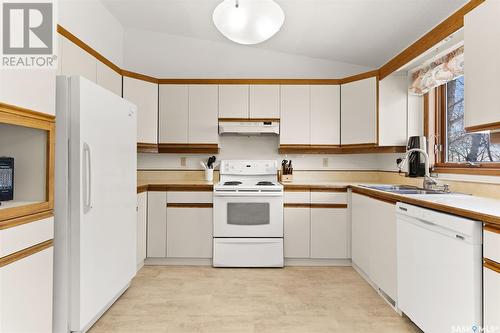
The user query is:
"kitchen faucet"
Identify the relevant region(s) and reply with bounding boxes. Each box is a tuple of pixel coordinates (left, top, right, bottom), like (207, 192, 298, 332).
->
(397, 148, 441, 190)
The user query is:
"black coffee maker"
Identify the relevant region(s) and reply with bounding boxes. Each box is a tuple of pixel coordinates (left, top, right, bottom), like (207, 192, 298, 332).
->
(407, 136, 427, 177)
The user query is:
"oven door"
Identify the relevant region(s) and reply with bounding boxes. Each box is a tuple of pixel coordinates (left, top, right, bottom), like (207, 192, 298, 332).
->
(213, 192, 283, 238)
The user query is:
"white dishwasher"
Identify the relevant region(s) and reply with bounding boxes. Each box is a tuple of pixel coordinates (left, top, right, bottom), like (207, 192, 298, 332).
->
(396, 202, 482, 333)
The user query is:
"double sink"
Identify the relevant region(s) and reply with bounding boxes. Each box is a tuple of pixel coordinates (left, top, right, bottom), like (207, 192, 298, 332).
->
(361, 184, 452, 195)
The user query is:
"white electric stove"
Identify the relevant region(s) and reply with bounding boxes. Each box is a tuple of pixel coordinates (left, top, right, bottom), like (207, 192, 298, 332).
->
(213, 160, 284, 267)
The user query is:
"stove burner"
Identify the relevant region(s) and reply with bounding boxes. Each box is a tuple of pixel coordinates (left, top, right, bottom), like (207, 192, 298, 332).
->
(224, 181, 242, 186)
(256, 181, 275, 186)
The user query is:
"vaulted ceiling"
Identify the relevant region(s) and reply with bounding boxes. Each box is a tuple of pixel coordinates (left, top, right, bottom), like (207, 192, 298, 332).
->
(102, 0, 467, 68)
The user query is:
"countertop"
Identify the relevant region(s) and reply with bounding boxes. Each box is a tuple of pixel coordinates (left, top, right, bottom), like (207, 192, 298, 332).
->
(136, 178, 500, 227)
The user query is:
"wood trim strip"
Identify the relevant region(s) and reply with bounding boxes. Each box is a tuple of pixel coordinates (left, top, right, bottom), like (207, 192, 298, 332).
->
(57, 25, 122, 75)
(284, 186, 312, 192)
(378, 0, 485, 80)
(158, 79, 341, 85)
(310, 204, 348, 209)
(484, 224, 500, 234)
(122, 70, 159, 84)
(465, 121, 500, 133)
(0, 211, 53, 231)
(351, 187, 398, 204)
(158, 144, 219, 154)
(137, 143, 159, 153)
(137, 185, 148, 194)
(0, 203, 52, 223)
(167, 203, 213, 208)
(284, 186, 348, 192)
(279, 144, 405, 154)
(484, 258, 500, 274)
(284, 203, 311, 208)
(0, 102, 55, 123)
(219, 118, 280, 122)
(310, 187, 348, 192)
(433, 166, 500, 176)
(147, 184, 213, 192)
(339, 70, 379, 85)
(0, 239, 53, 268)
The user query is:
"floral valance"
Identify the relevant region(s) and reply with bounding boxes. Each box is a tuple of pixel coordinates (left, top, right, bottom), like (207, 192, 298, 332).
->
(409, 45, 464, 95)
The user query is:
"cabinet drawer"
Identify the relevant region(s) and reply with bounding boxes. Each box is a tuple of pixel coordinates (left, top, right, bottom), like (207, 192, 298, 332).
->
(310, 191, 347, 204)
(0, 217, 54, 258)
(484, 227, 500, 264)
(484, 264, 500, 330)
(167, 191, 213, 203)
(284, 191, 310, 204)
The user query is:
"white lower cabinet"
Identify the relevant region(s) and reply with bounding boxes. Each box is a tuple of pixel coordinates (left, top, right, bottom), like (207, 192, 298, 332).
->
(351, 192, 397, 301)
(166, 206, 213, 258)
(484, 265, 500, 330)
(310, 208, 348, 259)
(0, 247, 53, 333)
(284, 207, 310, 258)
(137, 192, 147, 268)
(146, 191, 167, 258)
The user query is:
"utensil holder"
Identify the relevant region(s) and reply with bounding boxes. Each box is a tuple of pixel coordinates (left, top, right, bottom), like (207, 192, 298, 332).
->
(205, 169, 214, 182)
(281, 174, 293, 182)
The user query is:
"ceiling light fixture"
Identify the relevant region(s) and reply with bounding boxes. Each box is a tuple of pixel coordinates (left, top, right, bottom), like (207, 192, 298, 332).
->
(213, 0, 285, 45)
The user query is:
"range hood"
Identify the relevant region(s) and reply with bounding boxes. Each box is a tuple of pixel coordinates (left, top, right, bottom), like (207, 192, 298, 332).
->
(219, 120, 280, 135)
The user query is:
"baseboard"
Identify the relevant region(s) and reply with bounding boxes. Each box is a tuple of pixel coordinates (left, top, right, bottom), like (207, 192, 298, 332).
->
(136, 260, 145, 272)
(285, 258, 352, 266)
(145, 257, 213, 266)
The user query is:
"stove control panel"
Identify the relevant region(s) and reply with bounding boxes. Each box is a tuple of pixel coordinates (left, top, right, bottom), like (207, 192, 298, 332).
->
(220, 160, 278, 175)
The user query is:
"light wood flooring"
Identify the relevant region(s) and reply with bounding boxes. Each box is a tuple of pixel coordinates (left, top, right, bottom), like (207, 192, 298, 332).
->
(89, 266, 421, 333)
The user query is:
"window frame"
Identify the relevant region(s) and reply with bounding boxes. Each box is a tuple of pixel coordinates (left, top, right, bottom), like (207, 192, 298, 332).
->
(432, 84, 500, 176)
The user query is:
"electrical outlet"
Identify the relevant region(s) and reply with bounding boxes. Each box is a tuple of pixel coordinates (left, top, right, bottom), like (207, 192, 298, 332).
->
(322, 158, 329, 167)
(180, 157, 186, 167)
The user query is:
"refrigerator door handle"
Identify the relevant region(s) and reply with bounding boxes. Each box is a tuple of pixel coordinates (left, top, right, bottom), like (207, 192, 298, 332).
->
(83, 142, 92, 213)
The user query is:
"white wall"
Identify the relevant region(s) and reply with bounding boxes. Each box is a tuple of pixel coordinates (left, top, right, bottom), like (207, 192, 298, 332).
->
(138, 136, 395, 171)
(58, 0, 125, 67)
(123, 28, 371, 78)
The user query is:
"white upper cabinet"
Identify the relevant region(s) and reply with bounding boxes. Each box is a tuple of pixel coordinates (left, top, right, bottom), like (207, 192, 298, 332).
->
(464, 1, 500, 131)
(218, 85, 249, 119)
(310, 85, 341, 145)
(159, 85, 189, 143)
(378, 73, 408, 146)
(59, 37, 96, 82)
(96, 61, 122, 97)
(188, 85, 219, 144)
(341, 77, 378, 145)
(280, 85, 310, 145)
(249, 85, 280, 119)
(123, 77, 159, 144)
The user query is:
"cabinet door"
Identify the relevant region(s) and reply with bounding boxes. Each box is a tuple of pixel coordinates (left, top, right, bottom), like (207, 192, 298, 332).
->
(249, 85, 280, 119)
(96, 61, 122, 97)
(464, 1, 500, 130)
(484, 266, 500, 330)
(146, 191, 167, 258)
(137, 192, 147, 268)
(280, 85, 310, 145)
(369, 199, 398, 301)
(310, 208, 348, 258)
(123, 77, 159, 145)
(341, 77, 377, 145)
(159, 85, 189, 143)
(284, 207, 310, 258)
(60, 37, 96, 82)
(310, 85, 340, 145)
(166, 207, 213, 258)
(219, 85, 249, 119)
(351, 193, 371, 275)
(0, 247, 53, 333)
(378, 73, 407, 146)
(188, 85, 219, 144)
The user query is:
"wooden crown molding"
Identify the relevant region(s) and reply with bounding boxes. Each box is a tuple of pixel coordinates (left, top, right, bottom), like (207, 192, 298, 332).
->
(279, 144, 405, 155)
(339, 70, 379, 84)
(137, 143, 159, 153)
(0, 240, 53, 268)
(484, 258, 500, 274)
(122, 70, 160, 84)
(158, 78, 342, 85)
(57, 25, 122, 75)
(378, 0, 485, 80)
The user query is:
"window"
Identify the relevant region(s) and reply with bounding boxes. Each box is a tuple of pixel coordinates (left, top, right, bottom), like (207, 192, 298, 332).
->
(442, 76, 500, 163)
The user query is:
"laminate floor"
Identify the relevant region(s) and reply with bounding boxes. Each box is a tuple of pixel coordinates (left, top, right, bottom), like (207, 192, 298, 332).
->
(89, 266, 421, 333)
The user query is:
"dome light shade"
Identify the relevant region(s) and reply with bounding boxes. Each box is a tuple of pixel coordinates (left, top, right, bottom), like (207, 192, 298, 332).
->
(213, 0, 285, 45)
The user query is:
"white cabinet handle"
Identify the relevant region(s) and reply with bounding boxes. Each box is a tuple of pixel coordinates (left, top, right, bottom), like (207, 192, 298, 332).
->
(83, 142, 92, 213)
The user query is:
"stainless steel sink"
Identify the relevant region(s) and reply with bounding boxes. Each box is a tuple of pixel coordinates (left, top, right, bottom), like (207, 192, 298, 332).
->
(360, 185, 452, 195)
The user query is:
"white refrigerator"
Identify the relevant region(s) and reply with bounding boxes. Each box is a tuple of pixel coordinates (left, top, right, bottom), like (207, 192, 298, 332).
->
(54, 76, 137, 333)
